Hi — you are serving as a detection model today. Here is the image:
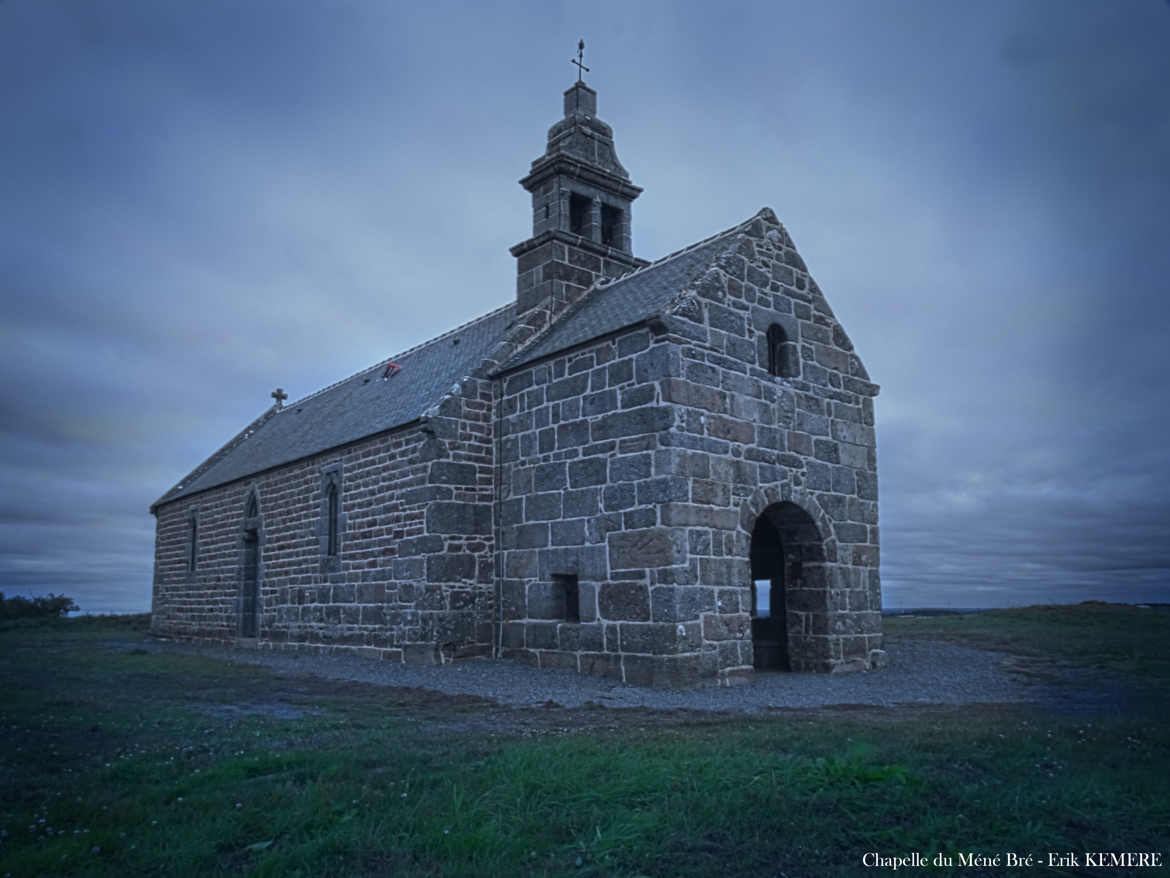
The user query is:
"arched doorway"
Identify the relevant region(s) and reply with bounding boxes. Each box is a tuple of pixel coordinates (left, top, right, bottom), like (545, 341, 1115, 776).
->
(749, 501, 828, 671)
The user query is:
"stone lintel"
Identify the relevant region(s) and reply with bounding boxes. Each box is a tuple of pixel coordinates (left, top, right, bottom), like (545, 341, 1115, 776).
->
(510, 228, 648, 270)
(520, 155, 643, 200)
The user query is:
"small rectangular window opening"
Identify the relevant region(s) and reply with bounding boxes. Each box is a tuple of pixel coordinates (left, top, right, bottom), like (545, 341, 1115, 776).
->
(752, 579, 772, 619)
(569, 194, 590, 236)
(600, 204, 620, 247)
(767, 323, 795, 378)
(188, 520, 198, 572)
(552, 573, 580, 623)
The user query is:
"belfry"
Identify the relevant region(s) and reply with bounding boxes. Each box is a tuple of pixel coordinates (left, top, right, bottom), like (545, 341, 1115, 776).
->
(511, 49, 646, 317)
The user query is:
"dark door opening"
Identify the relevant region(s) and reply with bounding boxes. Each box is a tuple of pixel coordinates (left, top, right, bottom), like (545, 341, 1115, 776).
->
(241, 530, 259, 637)
(750, 515, 789, 670)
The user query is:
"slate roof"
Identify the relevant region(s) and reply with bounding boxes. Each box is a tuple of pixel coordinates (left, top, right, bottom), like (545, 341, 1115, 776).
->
(155, 302, 516, 508)
(498, 216, 748, 372)
(155, 212, 757, 510)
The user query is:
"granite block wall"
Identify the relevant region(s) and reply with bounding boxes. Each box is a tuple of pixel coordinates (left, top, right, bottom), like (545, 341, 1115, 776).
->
(151, 374, 498, 663)
(494, 209, 882, 682)
(495, 324, 703, 683)
(646, 211, 882, 677)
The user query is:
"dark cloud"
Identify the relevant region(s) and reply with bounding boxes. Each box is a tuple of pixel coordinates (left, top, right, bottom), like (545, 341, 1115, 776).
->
(1, 0, 1167, 612)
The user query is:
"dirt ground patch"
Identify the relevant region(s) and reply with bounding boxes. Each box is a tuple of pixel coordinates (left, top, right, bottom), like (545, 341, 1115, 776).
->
(106, 633, 1162, 739)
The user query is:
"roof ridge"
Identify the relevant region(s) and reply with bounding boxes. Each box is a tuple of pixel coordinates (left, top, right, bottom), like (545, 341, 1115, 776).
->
(385, 299, 516, 362)
(507, 215, 762, 369)
(283, 300, 516, 410)
(655, 207, 781, 317)
(498, 210, 771, 373)
(599, 210, 765, 288)
(151, 404, 279, 512)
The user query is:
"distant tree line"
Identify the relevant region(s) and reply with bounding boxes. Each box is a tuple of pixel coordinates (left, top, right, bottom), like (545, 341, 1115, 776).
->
(0, 592, 78, 619)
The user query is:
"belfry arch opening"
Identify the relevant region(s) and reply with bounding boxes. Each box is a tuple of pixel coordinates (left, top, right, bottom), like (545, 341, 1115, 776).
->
(749, 501, 829, 672)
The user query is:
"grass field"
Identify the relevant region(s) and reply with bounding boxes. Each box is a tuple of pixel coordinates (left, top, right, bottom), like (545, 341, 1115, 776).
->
(1, 606, 1167, 876)
(884, 603, 1170, 686)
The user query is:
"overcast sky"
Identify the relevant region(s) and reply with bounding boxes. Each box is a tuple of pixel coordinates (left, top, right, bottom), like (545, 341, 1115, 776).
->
(2, 1, 1168, 613)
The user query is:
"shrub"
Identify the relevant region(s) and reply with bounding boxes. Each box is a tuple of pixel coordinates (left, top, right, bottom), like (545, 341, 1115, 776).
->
(0, 592, 79, 620)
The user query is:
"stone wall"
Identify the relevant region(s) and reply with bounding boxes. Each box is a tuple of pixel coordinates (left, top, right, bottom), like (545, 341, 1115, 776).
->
(494, 209, 882, 683)
(646, 211, 882, 677)
(151, 374, 498, 662)
(495, 325, 691, 682)
(408, 374, 497, 660)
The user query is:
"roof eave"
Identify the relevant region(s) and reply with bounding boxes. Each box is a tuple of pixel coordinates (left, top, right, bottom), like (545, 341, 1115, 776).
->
(150, 415, 427, 514)
(149, 405, 280, 514)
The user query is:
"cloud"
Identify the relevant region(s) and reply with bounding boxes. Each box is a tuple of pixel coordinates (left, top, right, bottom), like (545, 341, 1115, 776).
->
(0, 0, 1167, 613)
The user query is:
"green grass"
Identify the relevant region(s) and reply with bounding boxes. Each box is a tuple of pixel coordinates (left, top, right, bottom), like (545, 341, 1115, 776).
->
(885, 602, 1170, 684)
(1, 607, 1168, 876)
(0, 611, 152, 635)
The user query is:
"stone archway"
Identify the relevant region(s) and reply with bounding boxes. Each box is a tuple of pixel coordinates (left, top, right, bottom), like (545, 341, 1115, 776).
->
(749, 513, 787, 669)
(749, 501, 831, 672)
(741, 487, 837, 672)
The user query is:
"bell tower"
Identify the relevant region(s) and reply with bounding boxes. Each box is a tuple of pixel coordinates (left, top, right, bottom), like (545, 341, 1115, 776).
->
(512, 50, 647, 316)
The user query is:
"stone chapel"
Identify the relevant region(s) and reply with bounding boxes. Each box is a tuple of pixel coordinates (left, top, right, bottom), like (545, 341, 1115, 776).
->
(150, 73, 884, 685)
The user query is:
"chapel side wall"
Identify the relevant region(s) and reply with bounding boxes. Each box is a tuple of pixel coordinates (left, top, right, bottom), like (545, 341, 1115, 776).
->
(150, 417, 494, 661)
(152, 496, 240, 637)
(496, 325, 708, 686)
(654, 214, 882, 676)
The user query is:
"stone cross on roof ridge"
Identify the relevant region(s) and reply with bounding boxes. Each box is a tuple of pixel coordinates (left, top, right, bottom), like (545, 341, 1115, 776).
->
(271, 387, 288, 408)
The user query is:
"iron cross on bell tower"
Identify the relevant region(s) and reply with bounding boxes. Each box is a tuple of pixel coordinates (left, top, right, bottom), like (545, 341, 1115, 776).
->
(570, 39, 589, 84)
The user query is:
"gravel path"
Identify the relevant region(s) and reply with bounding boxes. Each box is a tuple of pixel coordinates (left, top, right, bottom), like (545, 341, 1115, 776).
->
(149, 636, 1134, 715)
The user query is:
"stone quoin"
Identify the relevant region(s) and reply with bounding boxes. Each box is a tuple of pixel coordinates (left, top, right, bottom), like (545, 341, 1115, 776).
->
(150, 68, 884, 685)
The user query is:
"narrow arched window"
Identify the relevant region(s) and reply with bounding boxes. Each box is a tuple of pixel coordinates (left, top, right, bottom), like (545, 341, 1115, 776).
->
(767, 323, 790, 377)
(326, 483, 339, 557)
(245, 494, 258, 519)
(188, 518, 198, 572)
(318, 467, 343, 571)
